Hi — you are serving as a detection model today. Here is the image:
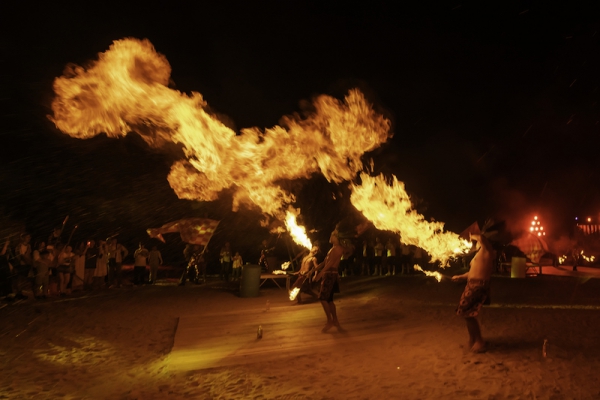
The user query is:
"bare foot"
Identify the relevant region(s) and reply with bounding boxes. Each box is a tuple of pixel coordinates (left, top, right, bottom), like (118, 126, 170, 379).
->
(321, 322, 334, 333)
(470, 341, 486, 353)
(333, 321, 346, 332)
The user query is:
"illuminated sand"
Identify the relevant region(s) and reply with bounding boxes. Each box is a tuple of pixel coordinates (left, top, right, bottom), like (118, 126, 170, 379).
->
(171, 296, 404, 371)
(3, 272, 600, 399)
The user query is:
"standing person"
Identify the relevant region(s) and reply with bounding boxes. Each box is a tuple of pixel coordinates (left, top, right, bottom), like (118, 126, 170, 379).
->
(385, 238, 397, 276)
(258, 239, 275, 272)
(84, 240, 98, 290)
(232, 251, 243, 281)
(0, 239, 13, 297)
(452, 232, 494, 353)
(571, 245, 581, 272)
(314, 224, 356, 333)
(219, 242, 232, 282)
(179, 244, 196, 285)
(360, 240, 373, 276)
(195, 246, 207, 283)
(148, 245, 163, 284)
(56, 245, 74, 296)
(72, 242, 86, 292)
(34, 250, 52, 299)
(107, 239, 128, 288)
(94, 239, 108, 287)
(399, 241, 412, 274)
(12, 233, 32, 300)
(373, 237, 385, 276)
(133, 243, 149, 285)
(32, 241, 46, 293)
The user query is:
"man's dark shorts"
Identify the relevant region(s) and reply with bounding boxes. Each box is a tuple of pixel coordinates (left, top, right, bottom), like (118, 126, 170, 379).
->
(319, 271, 340, 302)
(456, 279, 490, 318)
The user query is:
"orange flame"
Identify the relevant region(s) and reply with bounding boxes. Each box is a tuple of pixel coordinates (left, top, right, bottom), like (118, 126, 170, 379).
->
(285, 210, 312, 250)
(413, 265, 444, 282)
(49, 38, 392, 222)
(289, 287, 300, 301)
(351, 174, 471, 265)
(49, 38, 473, 258)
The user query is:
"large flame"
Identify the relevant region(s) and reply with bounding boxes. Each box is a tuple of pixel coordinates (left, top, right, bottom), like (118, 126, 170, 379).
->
(285, 209, 312, 250)
(49, 38, 391, 220)
(351, 173, 471, 265)
(50, 38, 475, 258)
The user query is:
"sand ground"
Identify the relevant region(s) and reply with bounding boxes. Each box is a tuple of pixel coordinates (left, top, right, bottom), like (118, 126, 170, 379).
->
(2, 268, 600, 400)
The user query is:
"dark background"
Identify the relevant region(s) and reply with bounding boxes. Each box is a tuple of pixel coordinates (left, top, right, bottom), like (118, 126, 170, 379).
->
(2, 1, 600, 265)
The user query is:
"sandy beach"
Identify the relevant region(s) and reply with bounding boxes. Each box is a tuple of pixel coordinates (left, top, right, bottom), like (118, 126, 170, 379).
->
(2, 266, 600, 400)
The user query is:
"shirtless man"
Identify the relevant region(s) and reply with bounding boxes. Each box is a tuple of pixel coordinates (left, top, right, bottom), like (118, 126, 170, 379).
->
(315, 228, 354, 333)
(452, 232, 494, 353)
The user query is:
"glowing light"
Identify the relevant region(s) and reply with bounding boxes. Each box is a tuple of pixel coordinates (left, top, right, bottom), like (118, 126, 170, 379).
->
(351, 174, 471, 266)
(49, 37, 392, 225)
(289, 287, 300, 301)
(528, 216, 547, 238)
(413, 264, 443, 282)
(581, 251, 595, 263)
(285, 210, 312, 250)
(49, 38, 480, 264)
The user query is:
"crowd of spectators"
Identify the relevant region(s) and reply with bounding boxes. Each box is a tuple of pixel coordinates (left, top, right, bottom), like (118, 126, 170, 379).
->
(0, 226, 163, 302)
(0, 223, 429, 303)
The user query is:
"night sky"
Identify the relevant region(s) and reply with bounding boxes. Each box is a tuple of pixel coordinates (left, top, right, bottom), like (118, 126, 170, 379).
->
(2, 1, 600, 261)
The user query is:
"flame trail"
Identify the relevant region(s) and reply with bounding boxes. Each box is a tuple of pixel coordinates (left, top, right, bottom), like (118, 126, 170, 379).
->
(289, 287, 301, 301)
(351, 173, 471, 265)
(413, 265, 444, 282)
(285, 209, 312, 249)
(49, 38, 392, 222)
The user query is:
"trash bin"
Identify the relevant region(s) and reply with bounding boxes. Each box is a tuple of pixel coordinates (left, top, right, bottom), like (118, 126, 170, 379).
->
(240, 264, 261, 297)
(511, 257, 526, 278)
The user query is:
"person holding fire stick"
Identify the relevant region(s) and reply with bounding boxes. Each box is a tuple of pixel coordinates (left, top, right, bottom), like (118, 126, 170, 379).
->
(314, 221, 358, 333)
(290, 243, 320, 304)
(452, 226, 495, 353)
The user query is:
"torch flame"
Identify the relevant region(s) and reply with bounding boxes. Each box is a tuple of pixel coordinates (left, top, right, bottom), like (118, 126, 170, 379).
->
(49, 38, 392, 223)
(413, 265, 443, 282)
(285, 209, 312, 250)
(289, 287, 300, 301)
(351, 173, 471, 266)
